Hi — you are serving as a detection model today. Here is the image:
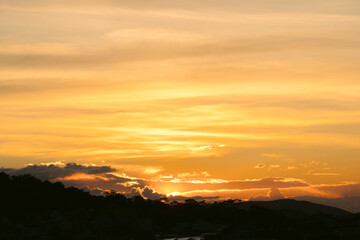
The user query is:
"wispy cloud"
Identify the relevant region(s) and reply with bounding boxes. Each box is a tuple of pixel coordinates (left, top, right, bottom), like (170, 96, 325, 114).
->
(255, 163, 266, 169)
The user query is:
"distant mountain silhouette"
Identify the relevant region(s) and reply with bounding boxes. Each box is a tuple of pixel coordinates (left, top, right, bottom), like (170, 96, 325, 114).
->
(240, 199, 350, 216)
(1, 172, 359, 240)
(292, 195, 360, 213)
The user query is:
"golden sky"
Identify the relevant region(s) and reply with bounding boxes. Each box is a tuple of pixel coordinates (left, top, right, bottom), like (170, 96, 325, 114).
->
(1, 0, 360, 202)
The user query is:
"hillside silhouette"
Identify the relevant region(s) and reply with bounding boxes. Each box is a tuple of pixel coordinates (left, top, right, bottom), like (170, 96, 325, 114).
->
(1, 172, 359, 240)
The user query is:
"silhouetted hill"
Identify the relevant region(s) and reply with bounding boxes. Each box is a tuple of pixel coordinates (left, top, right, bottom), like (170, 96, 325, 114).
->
(293, 195, 360, 213)
(240, 199, 350, 216)
(1, 172, 360, 240)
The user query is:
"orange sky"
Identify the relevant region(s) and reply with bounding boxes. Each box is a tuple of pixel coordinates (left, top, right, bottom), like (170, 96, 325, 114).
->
(1, 0, 360, 201)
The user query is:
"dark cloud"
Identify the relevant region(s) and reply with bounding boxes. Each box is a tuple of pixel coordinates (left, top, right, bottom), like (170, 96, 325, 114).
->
(255, 163, 266, 169)
(139, 186, 166, 200)
(81, 186, 106, 196)
(123, 187, 143, 198)
(58, 173, 149, 194)
(3, 163, 158, 196)
(4, 163, 116, 180)
(122, 186, 165, 200)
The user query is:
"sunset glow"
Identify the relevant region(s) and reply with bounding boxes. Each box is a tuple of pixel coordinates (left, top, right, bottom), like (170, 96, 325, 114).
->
(1, 0, 360, 209)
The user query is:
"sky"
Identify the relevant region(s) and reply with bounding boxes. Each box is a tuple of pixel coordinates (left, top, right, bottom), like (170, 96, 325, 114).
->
(1, 0, 360, 210)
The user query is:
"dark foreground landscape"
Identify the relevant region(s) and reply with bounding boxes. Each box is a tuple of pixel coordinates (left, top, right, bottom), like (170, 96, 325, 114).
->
(1, 172, 360, 240)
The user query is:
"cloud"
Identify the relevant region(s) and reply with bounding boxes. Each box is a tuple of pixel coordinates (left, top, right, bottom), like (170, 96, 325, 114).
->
(151, 177, 309, 194)
(268, 164, 280, 171)
(306, 166, 341, 176)
(3, 162, 360, 208)
(123, 187, 143, 198)
(48, 173, 147, 194)
(81, 186, 106, 196)
(140, 186, 166, 200)
(254, 163, 266, 169)
(310, 173, 341, 176)
(287, 166, 298, 170)
(4, 163, 116, 180)
(123, 186, 219, 201)
(124, 186, 166, 200)
(249, 187, 284, 201)
(269, 187, 285, 199)
(176, 171, 211, 178)
(317, 183, 360, 197)
(2, 163, 156, 195)
(2, 163, 220, 201)
(110, 164, 164, 176)
(1, 163, 309, 202)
